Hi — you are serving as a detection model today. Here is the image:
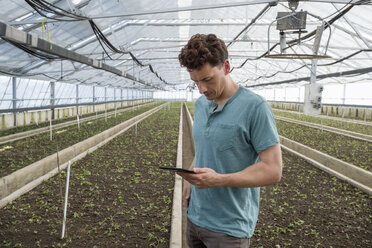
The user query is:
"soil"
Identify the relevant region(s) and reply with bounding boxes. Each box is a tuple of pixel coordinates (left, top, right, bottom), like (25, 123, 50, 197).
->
(276, 119, 372, 171)
(253, 149, 372, 247)
(0, 103, 180, 247)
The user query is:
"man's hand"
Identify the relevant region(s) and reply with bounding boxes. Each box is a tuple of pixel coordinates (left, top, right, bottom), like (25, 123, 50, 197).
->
(177, 168, 221, 189)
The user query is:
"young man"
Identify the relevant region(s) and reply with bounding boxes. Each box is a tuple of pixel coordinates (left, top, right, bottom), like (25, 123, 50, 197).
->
(177, 33, 282, 248)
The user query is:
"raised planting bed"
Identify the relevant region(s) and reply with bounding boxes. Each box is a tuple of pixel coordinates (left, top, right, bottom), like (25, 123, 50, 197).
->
(0, 103, 162, 178)
(0, 102, 181, 247)
(0, 101, 152, 138)
(273, 110, 372, 136)
(253, 149, 372, 247)
(276, 120, 372, 172)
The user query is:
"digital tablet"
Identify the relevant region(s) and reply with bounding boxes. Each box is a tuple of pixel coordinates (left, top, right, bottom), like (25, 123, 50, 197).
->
(159, 166, 195, 173)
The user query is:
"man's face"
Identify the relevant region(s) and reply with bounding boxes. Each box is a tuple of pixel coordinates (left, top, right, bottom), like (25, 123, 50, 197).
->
(189, 61, 229, 101)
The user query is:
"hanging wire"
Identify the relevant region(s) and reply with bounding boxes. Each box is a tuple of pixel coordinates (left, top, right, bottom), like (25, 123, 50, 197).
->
(231, 1, 357, 78)
(25, 0, 170, 86)
(2, 38, 59, 61)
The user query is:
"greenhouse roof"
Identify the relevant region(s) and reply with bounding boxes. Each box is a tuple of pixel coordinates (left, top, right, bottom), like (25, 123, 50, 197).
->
(0, 0, 371, 92)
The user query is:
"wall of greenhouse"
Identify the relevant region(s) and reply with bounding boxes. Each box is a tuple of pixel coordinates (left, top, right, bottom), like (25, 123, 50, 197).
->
(0, 76, 154, 129)
(0, 76, 153, 112)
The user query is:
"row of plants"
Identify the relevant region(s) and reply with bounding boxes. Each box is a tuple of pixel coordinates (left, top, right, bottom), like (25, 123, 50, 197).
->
(185, 102, 371, 247)
(0, 101, 150, 138)
(254, 149, 371, 247)
(0, 102, 181, 247)
(272, 109, 372, 136)
(0, 102, 163, 178)
(276, 119, 371, 171)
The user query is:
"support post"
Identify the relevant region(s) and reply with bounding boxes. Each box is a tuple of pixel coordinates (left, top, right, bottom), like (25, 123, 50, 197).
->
(12, 77, 17, 126)
(342, 84, 346, 105)
(303, 25, 324, 115)
(114, 87, 116, 113)
(76, 84, 79, 116)
(50, 81, 55, 120)
(120, 88, 123, 107)
(104, 87, 107, 110)
(93, 86, 96, 113)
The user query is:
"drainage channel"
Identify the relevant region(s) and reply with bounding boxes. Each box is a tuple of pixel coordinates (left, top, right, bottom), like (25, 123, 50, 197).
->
(0, 102, 155, 146)
(0, 103, 166, 208)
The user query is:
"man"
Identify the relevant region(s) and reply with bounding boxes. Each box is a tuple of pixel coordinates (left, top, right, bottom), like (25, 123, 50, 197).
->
(177, 33, 282, 248)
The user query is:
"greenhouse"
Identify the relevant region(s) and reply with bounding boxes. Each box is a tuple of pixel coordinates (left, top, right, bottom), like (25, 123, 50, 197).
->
(0, 0, 371, 247)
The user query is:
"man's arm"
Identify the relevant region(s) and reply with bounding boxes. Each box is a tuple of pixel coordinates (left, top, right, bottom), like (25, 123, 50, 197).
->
(177, 144, 282, 189)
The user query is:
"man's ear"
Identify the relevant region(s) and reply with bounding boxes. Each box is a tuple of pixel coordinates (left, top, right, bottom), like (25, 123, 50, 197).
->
(223, 60, 230, 75)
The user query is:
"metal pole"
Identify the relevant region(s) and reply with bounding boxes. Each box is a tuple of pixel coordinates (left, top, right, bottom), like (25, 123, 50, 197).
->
(121, 88, 123, 108)
(61, 161, 71, 240)
(114, 88, 117, 118)
(50, 81, 55, 120)
(12, 77, 17, 126)
(50, 116, 53, 141)
(76, 84, 79, 116)
(93, 86, 96, 113)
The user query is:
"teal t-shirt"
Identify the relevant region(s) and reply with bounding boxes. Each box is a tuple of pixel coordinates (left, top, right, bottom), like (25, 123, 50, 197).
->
(187, 86, 279, 238)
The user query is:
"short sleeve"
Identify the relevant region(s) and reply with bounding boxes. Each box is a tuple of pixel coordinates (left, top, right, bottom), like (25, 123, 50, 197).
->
(249, 101, 279, 154)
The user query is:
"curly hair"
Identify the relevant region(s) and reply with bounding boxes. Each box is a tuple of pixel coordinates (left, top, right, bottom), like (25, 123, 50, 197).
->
(178, 33, 228, 71)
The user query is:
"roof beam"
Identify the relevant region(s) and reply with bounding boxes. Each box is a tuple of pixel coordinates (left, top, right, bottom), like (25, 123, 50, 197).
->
(246, 66, 372, 87)
(7, 0, 366, 25)
(0, 21, 162, 90)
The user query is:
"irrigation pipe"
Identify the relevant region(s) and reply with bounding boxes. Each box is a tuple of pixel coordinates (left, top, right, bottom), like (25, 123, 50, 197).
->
(61, 160, 71, 239)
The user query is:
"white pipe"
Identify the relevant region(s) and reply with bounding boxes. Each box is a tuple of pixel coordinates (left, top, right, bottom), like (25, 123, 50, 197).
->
(77, 114, 80, 131)
(135, 122, 138, 137)
(61, 161, 71, 239)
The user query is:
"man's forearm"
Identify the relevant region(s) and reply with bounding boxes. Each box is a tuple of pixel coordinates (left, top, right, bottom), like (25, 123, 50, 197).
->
(218, 160, 281, 188)
(179, 145, 282, 189)
(218, 144, 282, 188)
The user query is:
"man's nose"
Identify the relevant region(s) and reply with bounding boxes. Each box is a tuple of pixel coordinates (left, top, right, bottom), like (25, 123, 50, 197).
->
(198, 83, 207, 93)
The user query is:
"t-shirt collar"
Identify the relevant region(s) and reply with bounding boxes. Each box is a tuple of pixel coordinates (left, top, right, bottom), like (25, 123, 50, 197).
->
(209, 85, 243, 113)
